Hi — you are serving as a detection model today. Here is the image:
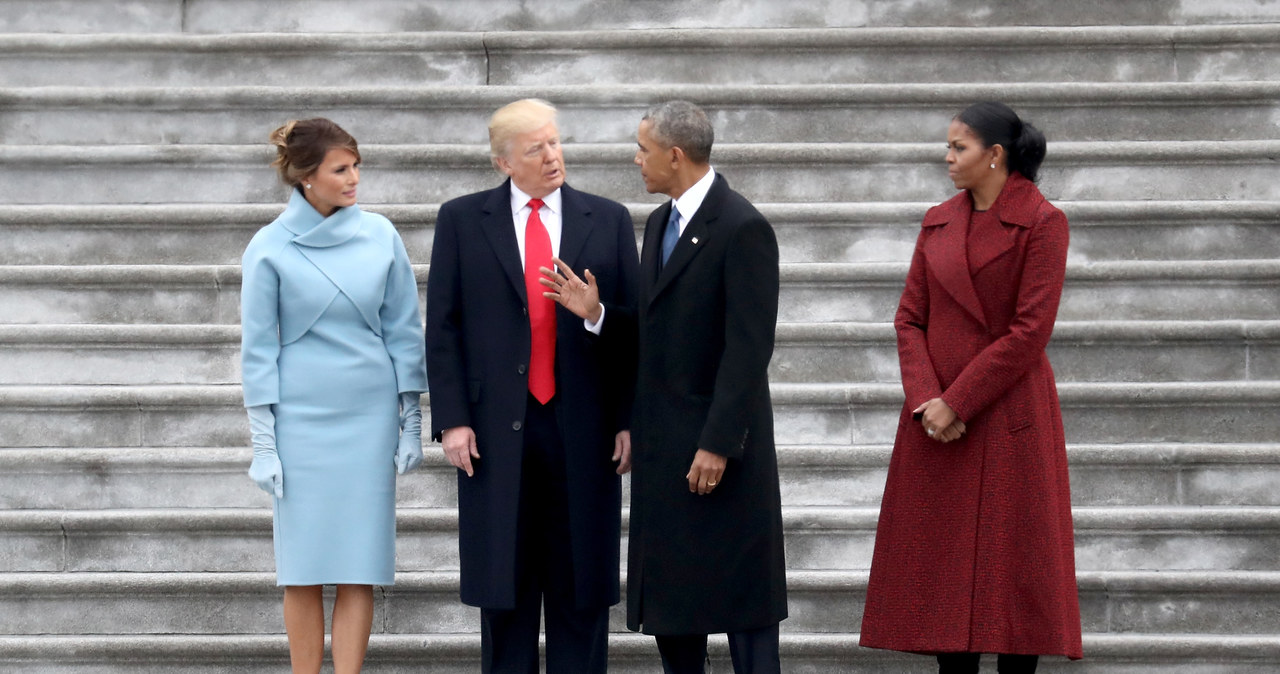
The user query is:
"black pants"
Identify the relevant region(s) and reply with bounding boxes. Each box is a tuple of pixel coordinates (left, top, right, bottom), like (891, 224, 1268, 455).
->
(937, 653, 1039, 673)
(654, 623, 781, 674)
(479, 396, 609, 674)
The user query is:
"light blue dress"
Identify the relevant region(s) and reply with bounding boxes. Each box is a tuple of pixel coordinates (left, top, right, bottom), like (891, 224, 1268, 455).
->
(240, 189, 427, 586)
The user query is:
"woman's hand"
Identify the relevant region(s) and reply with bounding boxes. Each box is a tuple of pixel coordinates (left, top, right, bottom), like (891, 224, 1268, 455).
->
(913, 398, 965, 443)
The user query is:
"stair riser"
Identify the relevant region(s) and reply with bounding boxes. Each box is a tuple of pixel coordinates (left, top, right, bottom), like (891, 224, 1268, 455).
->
(4, 582, 1276, 635)
(5, 524, 1276, 574)
(3, 45, 1271, 88)
(773, 341, 1280, 384)
(488, 46, 1272, 86)
(7, 101, 1278, 145)
(1, 395, 1273, 448)
(10, 220, 1280, 266)
(4, 277, 1274, 325)
(6, 0, 1277, 33)
(2, 161, 1274, 204)
(0, 467, 462, 510)
(781, 400, 1280, 445)
(4, 457, 1278, 510)
(12, 338, 1276, 386)
(0, 53, 486, 88)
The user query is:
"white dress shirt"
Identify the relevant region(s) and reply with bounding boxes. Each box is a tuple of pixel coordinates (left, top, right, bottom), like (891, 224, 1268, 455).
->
(667, 166, 717, 238)
(509, 183, 603, 334)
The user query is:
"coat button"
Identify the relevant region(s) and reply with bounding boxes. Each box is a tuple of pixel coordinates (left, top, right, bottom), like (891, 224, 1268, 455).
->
(512, 421, 522, 431)
(517, 364, 527, 374)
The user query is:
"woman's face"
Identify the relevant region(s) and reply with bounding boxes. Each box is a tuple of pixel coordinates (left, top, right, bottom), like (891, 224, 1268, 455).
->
(302, 148, 360, 216)
(945, 120, 999, 192)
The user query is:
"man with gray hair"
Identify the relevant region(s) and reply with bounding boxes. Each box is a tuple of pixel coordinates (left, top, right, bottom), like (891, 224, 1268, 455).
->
(426, 98, 640, 672)
(627, 100, 788, 672)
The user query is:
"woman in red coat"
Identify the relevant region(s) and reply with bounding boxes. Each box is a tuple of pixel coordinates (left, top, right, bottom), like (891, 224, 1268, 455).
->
(859, 102, 1083, 673)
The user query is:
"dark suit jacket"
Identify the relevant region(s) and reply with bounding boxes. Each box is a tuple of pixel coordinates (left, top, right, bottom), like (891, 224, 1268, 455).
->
(425, 180, 639, 610)
(625, 173, 788, 634)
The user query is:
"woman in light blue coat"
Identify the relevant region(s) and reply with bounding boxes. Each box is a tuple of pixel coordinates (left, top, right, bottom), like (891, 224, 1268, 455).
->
(240, 118, 428, 674)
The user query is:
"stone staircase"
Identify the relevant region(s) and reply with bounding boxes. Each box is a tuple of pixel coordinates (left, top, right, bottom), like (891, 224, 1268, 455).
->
(2, 1, 1279, 671)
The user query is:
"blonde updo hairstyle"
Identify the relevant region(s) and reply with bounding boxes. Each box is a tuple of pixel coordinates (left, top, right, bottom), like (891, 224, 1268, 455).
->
(487, 99, 557, 171)
(269, 118, 360, 188)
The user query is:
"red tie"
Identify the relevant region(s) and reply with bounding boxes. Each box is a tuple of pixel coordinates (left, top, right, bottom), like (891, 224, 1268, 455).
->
(524, 198, 556, 404)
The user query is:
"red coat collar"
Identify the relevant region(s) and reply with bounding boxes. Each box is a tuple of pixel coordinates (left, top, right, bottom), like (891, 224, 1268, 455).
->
(920, 173, 1047, 328)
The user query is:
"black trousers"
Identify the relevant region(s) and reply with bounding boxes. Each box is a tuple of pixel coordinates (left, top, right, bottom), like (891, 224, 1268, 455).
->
(937, 653, 1039, 673)
(479, 396, 609, 674)
(654, 623, 781, 674)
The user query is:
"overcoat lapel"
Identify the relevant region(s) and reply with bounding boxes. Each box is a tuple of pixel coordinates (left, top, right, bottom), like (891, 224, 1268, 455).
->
(557, 184, 592, 272)
(970, 173, 1039, 271)
(646, 174, 723, 306)
(922, 192, 987, 328)
(640, 202, 668, 290)
(477, 180, 528, 304)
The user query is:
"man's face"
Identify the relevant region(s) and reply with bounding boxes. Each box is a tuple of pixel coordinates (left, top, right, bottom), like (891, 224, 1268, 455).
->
(634, 120, 678, 196)
(497, 122, 565, 199)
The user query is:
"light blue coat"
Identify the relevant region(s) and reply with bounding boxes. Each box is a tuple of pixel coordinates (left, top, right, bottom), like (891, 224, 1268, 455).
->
(240, 190, 426, 585)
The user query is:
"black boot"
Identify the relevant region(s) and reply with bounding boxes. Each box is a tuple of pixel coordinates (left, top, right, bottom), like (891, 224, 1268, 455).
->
(936, 653, 980, 674)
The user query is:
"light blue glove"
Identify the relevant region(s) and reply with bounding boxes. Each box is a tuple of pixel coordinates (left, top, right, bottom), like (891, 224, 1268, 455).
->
(396, 392, 423, 475)
(247, 405, 283, 498)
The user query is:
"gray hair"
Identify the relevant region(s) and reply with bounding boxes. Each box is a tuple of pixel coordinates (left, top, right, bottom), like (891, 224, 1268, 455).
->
(642, 100, 713, 164)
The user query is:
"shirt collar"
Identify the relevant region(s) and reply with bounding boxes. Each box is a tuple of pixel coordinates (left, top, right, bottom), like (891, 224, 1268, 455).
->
(671, 166, 716, 225)
(510, 182, 562, 216)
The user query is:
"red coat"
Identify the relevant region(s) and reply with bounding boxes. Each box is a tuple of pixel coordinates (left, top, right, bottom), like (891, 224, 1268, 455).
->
(859, 173, 1083, 659)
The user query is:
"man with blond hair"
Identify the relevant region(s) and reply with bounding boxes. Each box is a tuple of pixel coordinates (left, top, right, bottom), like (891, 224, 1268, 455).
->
(425, 99, 640, 672)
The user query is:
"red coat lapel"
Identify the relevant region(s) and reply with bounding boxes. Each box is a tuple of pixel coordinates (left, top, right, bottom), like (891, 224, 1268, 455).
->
(969, 173, 1040, 272)
(922, 191, 987, 328)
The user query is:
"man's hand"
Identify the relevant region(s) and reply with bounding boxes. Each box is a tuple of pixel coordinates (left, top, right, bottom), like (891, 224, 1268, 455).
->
(613, 430, 632, 475)
(442, 425, 480, 477)
(540, 256, 602, 323)
(686, 449, 726, 495)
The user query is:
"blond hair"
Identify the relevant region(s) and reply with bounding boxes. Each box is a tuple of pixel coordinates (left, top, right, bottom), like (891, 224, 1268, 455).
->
(488, 99, 557, 170)
(268, 118, 360, 187)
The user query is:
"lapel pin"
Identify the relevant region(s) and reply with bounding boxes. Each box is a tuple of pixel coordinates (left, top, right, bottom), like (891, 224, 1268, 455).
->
(691, 237, 699, 244)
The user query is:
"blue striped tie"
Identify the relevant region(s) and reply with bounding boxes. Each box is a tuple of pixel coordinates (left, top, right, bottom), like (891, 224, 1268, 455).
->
(660, 205, 680, 267)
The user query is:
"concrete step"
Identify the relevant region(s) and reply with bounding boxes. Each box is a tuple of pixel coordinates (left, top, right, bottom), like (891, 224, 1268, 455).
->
(3, 568, 1279, 635)
(7, 82, 1280, 145)
(776, 380, 1280, 445)
(4, 633, 1279, 674)
(773, 320, 1280, 384)
(3, 141, 1278, 204)
(2, 439, 1278, 511)
(3, 319, 1274, 385)
(0, 380, 1276, 448)
(4, 442, 1277, 512)
(7, 0, 1276, 33)
(3, 26, 1278, 87)
(5, 201, 1276, 266)
(4, 506, 1278, 574)
(2, 258, 1277, 324)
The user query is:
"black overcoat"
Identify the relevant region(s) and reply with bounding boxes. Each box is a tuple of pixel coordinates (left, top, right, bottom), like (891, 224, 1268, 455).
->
(425, 180, 639, 610)
(625, 174, 788, 634)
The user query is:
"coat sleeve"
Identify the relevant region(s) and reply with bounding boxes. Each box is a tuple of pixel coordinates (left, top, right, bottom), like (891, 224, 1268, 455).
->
(425, 203, 471, 439)
(698, 213, 780, 459)
(895, 228, 944, 410)
(380, 229, 428, 394)
(597, 203, 641, 433)
(240, 239, 282, 408)
(941, 205, 1069, 422)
